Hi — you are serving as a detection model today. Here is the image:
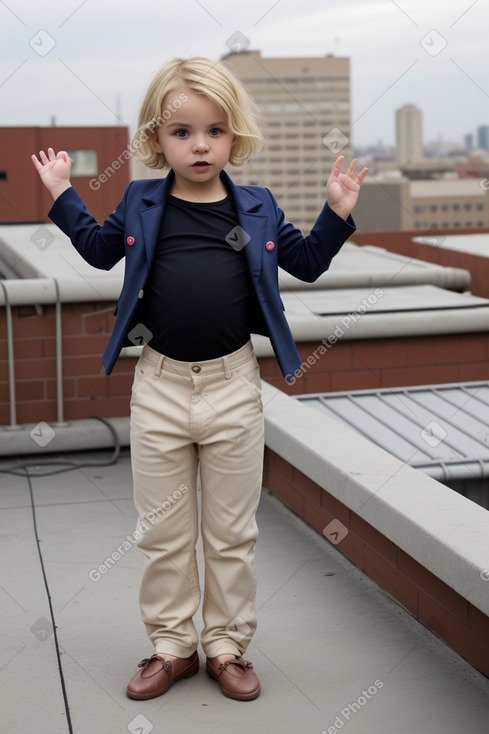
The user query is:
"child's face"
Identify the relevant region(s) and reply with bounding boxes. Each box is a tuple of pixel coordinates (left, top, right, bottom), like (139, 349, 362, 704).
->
(151, 87, 234, 198)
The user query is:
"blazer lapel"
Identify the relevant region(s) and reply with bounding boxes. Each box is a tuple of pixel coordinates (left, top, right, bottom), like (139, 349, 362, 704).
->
(221, 171, 267, 282)
(138, 173, 174, 266)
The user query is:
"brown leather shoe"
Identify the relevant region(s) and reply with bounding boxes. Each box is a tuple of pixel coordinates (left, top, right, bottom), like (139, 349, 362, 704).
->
(126, 652, 199, 700)
(206, 656, 260, 701)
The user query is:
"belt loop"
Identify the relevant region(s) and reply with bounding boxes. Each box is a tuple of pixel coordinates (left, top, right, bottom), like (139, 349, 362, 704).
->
(155, 354, 164, 377)
(222, 354, 232, 379)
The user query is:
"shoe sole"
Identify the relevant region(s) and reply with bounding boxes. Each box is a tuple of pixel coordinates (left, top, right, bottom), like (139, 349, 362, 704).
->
(206, 664, 261, 701)
(127, 654, 199, 700)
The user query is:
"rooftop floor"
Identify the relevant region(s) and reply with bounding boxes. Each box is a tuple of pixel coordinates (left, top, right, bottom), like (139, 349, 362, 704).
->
(2, 448, 489, 734)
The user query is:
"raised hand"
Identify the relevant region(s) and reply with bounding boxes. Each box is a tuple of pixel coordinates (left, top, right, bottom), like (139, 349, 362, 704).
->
(31, 148, 73, 201)
(326, 155, 368, 220)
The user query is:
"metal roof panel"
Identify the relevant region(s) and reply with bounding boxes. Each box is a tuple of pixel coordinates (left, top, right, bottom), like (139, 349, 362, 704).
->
(298, 381, 489, 482)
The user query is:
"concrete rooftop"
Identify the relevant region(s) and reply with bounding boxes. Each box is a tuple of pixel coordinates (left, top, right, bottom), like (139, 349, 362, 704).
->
(1, 447, 489, 734)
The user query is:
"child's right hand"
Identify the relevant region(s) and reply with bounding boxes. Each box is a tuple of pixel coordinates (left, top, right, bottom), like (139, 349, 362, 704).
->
(31, 148, 73, 201)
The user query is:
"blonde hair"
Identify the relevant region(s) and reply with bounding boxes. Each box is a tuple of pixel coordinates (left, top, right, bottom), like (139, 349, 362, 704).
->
(133, 56, 264, 169)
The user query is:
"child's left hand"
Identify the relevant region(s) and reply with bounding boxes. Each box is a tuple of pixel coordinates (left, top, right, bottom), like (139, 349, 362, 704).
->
(326, 156, 368, 220)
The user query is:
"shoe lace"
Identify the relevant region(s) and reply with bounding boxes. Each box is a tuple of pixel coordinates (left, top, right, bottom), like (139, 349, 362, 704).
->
(218, 658, 253, 673)
(138, 655, 172, 671)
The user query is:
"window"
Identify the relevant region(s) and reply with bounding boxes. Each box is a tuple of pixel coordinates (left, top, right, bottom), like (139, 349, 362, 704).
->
(66, 150, 98, 177)
(0, 171, 6, 181)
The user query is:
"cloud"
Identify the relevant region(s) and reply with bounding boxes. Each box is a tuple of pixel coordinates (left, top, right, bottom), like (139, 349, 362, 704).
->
(0, 0, 486, 145)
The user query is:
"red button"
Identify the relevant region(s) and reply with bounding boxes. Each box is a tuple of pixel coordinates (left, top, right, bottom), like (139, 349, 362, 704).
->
(266, 241, 275, 251)
(126, 236, 135, 246)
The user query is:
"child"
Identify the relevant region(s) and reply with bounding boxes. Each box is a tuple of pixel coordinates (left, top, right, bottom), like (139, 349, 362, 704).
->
(31, 56, 367, 702)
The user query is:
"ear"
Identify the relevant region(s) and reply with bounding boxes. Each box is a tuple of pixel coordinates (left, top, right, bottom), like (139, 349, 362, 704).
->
(150, 133, 163, 154)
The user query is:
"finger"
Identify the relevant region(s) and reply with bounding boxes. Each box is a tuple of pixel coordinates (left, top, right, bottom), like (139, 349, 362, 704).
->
(345, 158, 359, 177)
(354, 166, 369, 185)
(38, 149, 50, 165)
(48, 147, 56, 161)
(327, 156, 344, 182)
(331, 155, 345, 176)
(31, 153, 42, 171)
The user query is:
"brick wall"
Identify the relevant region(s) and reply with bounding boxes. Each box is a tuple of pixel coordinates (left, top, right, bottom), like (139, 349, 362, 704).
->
(260, 333, 489, 396)
(263, 447, 489, 678)
(0, 301, 135, 426)
(0, 126, 129, 225)
(353, 228, 489, 299)
(1, 302, 488, 424)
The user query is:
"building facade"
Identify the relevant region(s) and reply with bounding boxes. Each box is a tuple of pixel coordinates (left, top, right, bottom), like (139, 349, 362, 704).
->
(0, 127, 130, 224)
(476, 125, 489, 150)
(222, 50, 352, 233)
(396, 104, 423, 165)
(352, 177, 489, 232)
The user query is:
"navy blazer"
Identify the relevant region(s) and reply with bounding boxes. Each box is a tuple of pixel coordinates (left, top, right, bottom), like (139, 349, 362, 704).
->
(49, 170, 356, 382)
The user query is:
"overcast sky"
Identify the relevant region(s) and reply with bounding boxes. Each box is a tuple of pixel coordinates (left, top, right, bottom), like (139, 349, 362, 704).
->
(0, 0, 487, 148)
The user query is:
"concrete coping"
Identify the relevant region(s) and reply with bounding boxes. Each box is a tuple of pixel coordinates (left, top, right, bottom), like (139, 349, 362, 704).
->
(262, 381, 489, 617)
(279, 242, 471, 291)
(0, 224, 471, 291)
(413, 232, 489, 259)
(0, 224, 473, 311)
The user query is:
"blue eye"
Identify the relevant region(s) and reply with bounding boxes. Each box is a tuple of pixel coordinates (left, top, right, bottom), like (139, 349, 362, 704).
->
(175, 129, 188, 138)
(209, 128, 222, 136)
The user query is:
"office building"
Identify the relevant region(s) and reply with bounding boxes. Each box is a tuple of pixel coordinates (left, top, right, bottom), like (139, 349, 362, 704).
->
(477, 125, 489, 150)
(396, 104, 423, 165)
(352, 176, 489, 231)
(223, 50, 352, 232)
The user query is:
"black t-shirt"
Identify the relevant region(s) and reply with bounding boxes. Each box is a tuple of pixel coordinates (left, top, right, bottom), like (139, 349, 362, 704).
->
(138, 194, 257, 361)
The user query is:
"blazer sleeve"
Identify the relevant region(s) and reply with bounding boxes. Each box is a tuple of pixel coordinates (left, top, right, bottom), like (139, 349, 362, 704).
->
(48, 183, 134, 271)
(265, 188, 356, 283)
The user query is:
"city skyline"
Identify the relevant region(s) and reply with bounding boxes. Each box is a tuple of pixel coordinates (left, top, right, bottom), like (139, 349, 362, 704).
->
(0, 0, 487, 148)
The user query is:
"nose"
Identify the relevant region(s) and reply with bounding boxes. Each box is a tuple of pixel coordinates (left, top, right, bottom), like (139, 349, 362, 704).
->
(193, 135, 209, 153)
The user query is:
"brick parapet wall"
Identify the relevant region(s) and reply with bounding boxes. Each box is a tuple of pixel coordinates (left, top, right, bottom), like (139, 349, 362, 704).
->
(263, 446, 489, 678)
(260, 333, 489, 396)
(352, 228, 489, 299)
(0, 302, 135, 426)
(1, 301, 489, 424)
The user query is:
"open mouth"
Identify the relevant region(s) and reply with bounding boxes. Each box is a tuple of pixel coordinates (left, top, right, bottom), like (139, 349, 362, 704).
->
(192, 161, 210, 168)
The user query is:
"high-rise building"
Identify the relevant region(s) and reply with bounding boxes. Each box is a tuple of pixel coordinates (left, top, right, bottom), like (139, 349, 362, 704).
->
(396, 104, 423, 165)
(223, 50, 352, 232)
(476, 125, 489, 150)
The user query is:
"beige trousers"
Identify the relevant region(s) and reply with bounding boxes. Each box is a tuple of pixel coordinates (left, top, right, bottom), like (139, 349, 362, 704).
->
(129, 341, 264, 659)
